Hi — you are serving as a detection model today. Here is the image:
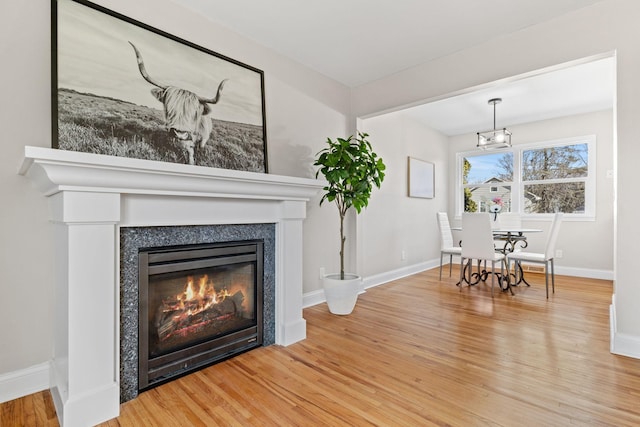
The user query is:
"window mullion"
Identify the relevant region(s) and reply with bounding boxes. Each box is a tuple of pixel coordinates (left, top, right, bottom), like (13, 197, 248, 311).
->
(524, 177, 587, 185)
(513, 148, 522, 213)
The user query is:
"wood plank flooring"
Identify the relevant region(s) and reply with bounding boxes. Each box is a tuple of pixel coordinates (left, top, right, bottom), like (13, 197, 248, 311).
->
(3, 267, 640, 426)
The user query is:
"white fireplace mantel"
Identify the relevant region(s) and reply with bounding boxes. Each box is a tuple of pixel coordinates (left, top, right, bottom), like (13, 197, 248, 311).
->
(19, 146, 324, 427)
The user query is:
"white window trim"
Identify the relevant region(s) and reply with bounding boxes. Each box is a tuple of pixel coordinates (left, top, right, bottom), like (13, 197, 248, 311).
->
(456, 135, 596, 221)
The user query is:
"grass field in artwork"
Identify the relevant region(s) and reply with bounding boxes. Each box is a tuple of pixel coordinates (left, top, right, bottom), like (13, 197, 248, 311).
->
(57, 88, 266, 172)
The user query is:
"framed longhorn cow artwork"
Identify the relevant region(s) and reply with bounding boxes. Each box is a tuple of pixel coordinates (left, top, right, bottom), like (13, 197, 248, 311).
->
(52, 0, 268, 173)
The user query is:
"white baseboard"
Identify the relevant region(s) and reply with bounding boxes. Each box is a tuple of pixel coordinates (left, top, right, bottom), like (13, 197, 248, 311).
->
(517, 262, 613, 281)
(302, 282, 368, 308)
(611, 333, 640, 359)
(610, 294, 617, 353)
(610, 293, 640, 359)
(554, 265, 613, 280)
(362, 261, 435, 290)
(0, 362, 50, 404)
(303, 289, 326, 308)
(303, 260, 437, 308)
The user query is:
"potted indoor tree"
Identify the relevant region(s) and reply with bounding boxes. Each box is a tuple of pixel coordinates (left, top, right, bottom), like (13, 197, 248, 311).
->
(314, 132, 386, 314)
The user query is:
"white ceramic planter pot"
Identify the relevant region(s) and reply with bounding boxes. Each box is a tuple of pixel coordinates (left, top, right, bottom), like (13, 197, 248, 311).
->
(323, 273, 362, 315)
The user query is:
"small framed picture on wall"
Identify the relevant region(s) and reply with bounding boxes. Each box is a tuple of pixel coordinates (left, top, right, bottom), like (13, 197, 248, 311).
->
(408, 157, 434, 198)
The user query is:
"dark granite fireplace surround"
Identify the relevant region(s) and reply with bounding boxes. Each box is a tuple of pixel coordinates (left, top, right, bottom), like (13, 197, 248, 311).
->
(120, 223, 276, 402)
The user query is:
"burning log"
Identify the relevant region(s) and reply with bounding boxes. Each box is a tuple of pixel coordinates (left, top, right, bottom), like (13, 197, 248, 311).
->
(155, 289, 246, 341)
(157, 315, 177, 340)
(230, 290, 245, 312)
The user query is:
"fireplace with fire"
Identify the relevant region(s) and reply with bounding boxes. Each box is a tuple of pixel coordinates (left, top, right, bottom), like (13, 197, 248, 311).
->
(138, 240, 263, 390)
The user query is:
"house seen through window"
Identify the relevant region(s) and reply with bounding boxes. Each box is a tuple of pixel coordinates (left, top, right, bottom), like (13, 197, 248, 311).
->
(459, 136, 594, 218)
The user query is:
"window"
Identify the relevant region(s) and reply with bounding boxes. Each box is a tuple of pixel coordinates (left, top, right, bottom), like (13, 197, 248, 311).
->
(461, 152, 513, 214)
(458, 136, 595, 218)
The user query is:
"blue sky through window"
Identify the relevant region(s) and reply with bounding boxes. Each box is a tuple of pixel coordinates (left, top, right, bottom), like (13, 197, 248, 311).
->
(465, 153, 512, 184)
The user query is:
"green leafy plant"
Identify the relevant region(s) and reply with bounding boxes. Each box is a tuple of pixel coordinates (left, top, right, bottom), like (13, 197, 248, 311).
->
(314, 132, 386, 279)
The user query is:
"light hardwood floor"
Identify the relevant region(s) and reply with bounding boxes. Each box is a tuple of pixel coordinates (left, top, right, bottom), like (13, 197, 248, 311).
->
(3, 267, 640, 426)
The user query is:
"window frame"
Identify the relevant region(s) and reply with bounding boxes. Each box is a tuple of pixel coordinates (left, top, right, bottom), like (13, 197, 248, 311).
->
(456, 135, 596, 220)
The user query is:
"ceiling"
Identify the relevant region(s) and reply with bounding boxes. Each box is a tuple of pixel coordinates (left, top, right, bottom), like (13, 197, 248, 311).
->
(169, 0, 613, 135)
(401, 56, 615, 136)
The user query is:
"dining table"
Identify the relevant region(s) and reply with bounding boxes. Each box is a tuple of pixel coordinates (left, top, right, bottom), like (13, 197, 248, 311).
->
(451, 226, 542, 292)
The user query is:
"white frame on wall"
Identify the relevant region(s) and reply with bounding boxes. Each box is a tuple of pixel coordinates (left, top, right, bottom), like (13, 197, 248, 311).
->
(408, 157, 435, 199)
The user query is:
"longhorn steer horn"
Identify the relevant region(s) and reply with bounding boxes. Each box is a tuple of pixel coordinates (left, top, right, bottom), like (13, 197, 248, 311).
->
(128, 42, 166, 89)
(129, 41, 227, 103)
(199, 79, 228, 104)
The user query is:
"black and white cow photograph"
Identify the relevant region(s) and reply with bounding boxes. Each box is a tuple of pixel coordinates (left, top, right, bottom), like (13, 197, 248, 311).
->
(53, 0, 267, 173)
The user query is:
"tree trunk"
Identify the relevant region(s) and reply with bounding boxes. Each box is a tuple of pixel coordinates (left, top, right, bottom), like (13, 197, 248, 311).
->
(339, 211, 345, 280)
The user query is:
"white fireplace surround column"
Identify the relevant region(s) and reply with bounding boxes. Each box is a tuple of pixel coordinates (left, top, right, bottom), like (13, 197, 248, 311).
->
(19, 146, 324, 427)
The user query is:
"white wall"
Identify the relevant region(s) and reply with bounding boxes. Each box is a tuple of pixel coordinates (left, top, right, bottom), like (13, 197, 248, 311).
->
(352, 0, 640, 355)
(1, 0, 57, 382)
(359, 112, 449, 277)
(448, 110, 614, 276)
(0, 0, 349, 385)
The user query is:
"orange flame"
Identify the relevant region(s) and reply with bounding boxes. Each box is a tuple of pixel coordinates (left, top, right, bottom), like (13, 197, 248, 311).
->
(185, 278, 196, 300)
(166, 274, 237, 317)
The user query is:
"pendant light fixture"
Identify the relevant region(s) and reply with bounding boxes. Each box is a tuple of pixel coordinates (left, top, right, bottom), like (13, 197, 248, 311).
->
(477, 98, 512, 150)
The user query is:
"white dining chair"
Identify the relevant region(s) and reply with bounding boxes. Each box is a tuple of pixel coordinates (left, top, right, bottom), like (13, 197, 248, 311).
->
(436, 212, 462, 280)
(497, 212, 522, 229)
(493, 212, 523, 252)
(506, 213, 563, 298)
(460, 213, 506, 297)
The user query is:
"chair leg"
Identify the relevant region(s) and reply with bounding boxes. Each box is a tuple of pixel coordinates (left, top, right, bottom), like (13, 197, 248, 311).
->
(459, 257, 464, 291)
(551, 258, 555, 294)
(503, 259, 513, 295)
(439, 252, 444, 280)
(449, 254, 453, 277)
(544, 261, 549, 299)
(490, 260, 495, 298)
(520, 260, 524, 284)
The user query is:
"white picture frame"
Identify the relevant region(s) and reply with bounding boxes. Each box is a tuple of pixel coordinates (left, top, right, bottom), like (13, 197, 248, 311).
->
(408, 157, 434, 199)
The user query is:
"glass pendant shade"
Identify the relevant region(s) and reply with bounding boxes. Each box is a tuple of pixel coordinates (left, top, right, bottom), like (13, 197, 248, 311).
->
(477, 128, 512, 149)
(477, 98, 512, 150)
